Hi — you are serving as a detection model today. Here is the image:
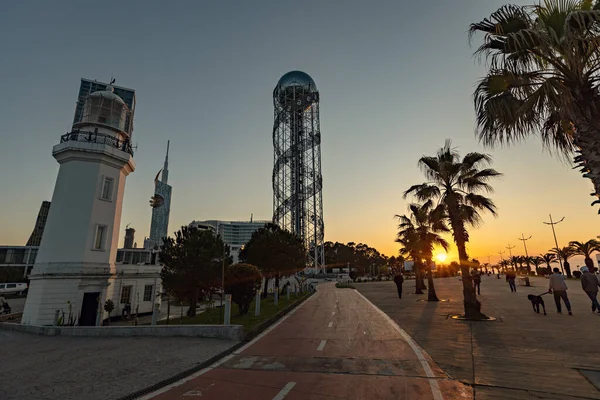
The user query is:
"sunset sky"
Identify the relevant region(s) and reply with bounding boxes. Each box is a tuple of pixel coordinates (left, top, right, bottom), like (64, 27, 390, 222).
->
(1, 1, 598, 267)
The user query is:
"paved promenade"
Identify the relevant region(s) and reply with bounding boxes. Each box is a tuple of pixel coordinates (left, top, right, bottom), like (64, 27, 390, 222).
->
(0, 332, 237, 400)
(147, 283, 470, 399)
(357, 275, 600, 399)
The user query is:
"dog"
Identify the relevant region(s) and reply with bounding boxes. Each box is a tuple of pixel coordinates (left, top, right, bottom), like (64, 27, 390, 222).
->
(527, 292, 549, 315)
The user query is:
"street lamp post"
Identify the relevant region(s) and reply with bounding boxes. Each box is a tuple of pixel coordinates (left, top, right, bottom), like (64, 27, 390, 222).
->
(506, 244, 516, 270)
(219, 255, 225, 324)
(543, 214, 565, 274)
(498, 250, 506, 273)
(498, 250, 505, 261)
(518, 234, 532, 273)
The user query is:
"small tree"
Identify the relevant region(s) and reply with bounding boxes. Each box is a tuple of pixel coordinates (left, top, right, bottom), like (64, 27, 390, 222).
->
(160, 226, 229, 317)
(103, 299, 115, 325)
(239, 223, 306, 298)
(225, 263, 262, 315)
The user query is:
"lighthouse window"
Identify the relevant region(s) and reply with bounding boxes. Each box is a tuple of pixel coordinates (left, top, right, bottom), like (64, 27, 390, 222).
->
(100, 177, 113, 201)
(94, 225, 107, 250)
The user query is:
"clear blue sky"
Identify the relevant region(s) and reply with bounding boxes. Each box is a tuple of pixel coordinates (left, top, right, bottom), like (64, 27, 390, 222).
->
(1, 0, 597, 265)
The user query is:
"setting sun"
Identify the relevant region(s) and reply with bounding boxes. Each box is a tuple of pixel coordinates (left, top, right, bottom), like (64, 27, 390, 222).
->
(435, 253, 447, 263)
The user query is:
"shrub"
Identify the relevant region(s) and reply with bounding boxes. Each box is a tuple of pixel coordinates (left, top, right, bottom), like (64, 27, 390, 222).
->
(225, 263, 262, 315)
(103, 299, 115, 325)
(335, 282, 356, 289)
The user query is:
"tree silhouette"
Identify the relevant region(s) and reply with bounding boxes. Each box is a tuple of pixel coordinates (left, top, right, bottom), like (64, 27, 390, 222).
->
(160, 226, 229, 317)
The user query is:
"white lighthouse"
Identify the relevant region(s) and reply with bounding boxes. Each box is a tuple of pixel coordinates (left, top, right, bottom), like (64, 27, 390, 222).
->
(22, 83, 136, 326)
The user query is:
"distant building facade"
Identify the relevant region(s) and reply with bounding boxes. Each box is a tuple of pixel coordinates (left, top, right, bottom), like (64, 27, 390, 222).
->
(0, 246, 38, 279)
(188, 219, 269, 263)
(148, 142, 172, 249)
(26, 201, 51, 246)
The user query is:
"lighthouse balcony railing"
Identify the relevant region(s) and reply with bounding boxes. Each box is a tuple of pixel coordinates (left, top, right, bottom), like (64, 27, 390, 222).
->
(61, 130, 133, 156)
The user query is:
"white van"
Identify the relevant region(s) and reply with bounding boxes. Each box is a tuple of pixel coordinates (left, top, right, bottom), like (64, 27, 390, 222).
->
(0, 282, 28, 296)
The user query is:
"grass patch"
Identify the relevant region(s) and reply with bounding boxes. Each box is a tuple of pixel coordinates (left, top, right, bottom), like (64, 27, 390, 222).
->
(160, 293, 309, 332)
(335, 282, 356, 289)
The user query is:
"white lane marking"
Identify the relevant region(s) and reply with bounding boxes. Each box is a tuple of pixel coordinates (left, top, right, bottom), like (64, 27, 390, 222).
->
(317, 339, 327, 351)
(139, 292, 318, 399)
(272, 381, 296, 400)
(354, 290, 444, 400)
(328, 321, 333, 328)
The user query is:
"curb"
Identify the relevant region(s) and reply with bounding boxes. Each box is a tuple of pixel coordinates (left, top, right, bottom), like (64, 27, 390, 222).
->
(116, 291, 314, 400)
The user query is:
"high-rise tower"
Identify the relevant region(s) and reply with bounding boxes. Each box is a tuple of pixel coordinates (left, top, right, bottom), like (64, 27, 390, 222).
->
(26, 201, 51, 246)
(272, 71, 324, 273)
(22, 80, 136, 326)
(149, 141, 172, 248)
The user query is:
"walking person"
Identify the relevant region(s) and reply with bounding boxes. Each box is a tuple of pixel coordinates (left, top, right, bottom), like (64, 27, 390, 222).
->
(549, 267, 572, 315)
(506, 269, 517, 292)
(393, 273, 404, 299)
(579, 266, 600, 313)
(472, 270, 482, 295)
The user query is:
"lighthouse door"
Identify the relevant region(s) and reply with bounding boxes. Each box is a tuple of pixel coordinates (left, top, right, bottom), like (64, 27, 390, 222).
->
(80, 292, 100, 326)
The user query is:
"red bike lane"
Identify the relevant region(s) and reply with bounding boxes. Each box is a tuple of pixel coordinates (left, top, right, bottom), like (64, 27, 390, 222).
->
(145, 283, 472, 400)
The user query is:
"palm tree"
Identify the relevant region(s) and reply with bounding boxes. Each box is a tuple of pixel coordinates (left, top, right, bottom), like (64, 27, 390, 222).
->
(396, 201, 450, 300)
(529, 256, 545, 276)
(551, 246, 575, 277)
(509, 255, 520, 272)
(540, 253, 558, 276)
(499, 259, 510, 273)
(569, 239, 600, 272)
(470, 2, 600, 209)
(517, 255, 529, 273)
(396, 218, 425, 294)
(405, 141, 502, 319)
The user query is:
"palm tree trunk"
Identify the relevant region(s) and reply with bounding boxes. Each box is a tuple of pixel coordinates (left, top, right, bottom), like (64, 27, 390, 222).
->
(425, 260, 439, 302)
(564, 261, 572, 278)
(414, 260, 424, 294)
(572, 117, 600, 201)
(456, 241, 486, 320)
(585, 257, 595, 273)
(419, 265, 427, 291)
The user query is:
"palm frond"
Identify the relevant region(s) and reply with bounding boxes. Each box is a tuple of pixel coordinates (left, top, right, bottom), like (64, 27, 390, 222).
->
(468, 4, 531, 44)
(403, 183, 441, 201)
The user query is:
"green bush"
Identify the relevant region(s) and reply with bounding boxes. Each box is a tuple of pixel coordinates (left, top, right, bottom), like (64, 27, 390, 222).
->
(335, 282, 356, 289)
(225, 263, 262, 315)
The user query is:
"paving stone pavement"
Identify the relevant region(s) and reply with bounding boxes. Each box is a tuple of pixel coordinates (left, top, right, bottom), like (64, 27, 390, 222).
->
(0, 330, 238, 400)
(357, 275, 600, 400)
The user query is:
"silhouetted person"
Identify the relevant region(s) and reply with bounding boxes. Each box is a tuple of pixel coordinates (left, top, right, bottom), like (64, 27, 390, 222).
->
(579, 266, 600, 313)
(472, 270, 482, 295)
(549, 267, 572, 315)
(506, 270, 517, 292)
(393, 273, 404, 299)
